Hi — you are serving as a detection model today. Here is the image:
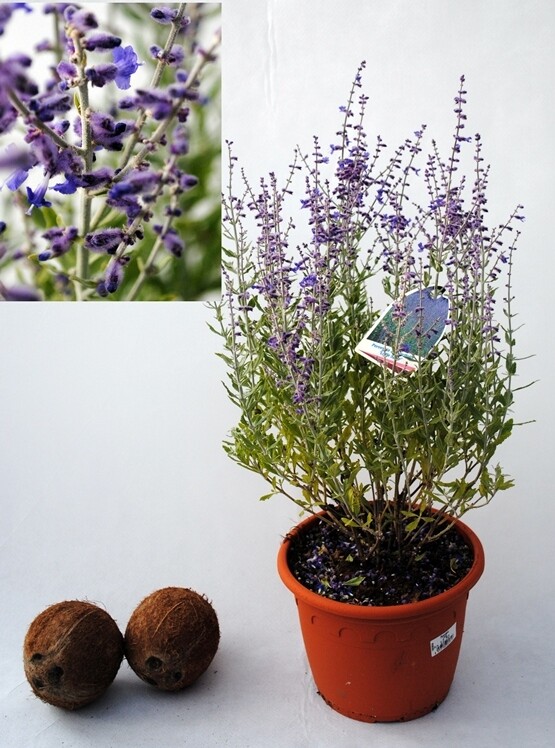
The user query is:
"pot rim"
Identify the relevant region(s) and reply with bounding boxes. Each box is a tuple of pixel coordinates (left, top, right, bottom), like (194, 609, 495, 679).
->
(277, 510, 485, 621)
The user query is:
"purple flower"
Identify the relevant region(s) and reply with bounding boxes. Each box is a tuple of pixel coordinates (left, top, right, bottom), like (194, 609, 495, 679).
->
(0, 94, 18, 134)
(107, 194, 142, 221)
(75, 166, 114, 188)
(179, 173, 198, 190)
(86, 63, 118, 88)
(102, 255, 129, 294)
(150, 44, 185, 67)
(26, 174, 52, 213)
(108, 169, 159, 200)
(149, 44, 163, 60)
(131, 89, 173, 120)
(84, 32, 122, 51)
(150, 7, 180, 24)
(154, 225, 184, 257)
(35, 39, 53, 53)
(0, 53, 39, 109)
(0, 221, 6, 235)
(5, 167, 30, 190)
(6, 133, 84, 210)
(30, 133, 60, 173)
(112, 45, 140, 90)
(0, 283, 41, 301)
(51, 174, 79, 194)
(38, 225, 78, 260)
(170, 125, 189, 155)
(64, 7, 98, 33)
(86, 47, 139, 90)
(84, 227, 125, 254)
(56, 60, 78, 85)
(29, 90, 72, 122)
(300, 273, 317, 288)
(0, 144, 37, 189)
(168, 83, 198, 102)
(81, 112, 134, 151)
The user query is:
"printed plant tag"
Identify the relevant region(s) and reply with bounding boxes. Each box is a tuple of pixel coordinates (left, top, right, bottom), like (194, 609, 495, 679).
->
(356, 287, 449, 373)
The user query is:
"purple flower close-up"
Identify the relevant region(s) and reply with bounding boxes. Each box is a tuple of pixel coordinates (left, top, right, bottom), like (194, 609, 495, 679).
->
(84, 32, 122, 51)
(26, 175, 52, 213)
(56, 60, 78, 86)
(38, 226, 78, 260)
(112, 45, 141, 90)
(64, 6, 98, 33)
(102, 255, 129, 294)
(86, 63, 118, 88)
(150, 6, 184, 25)
(154, 225, 184, 257)
(150, 43, 185, 67)
(75, 112, 134, 151)
(106, 191, 142, 221)
(0, 54, 39, 128)
(126, 89, 173, 120)
(84, 227, 125, 255)
(0, 144, 37, 190)
(0, 1, 221, 301)
(170, 125, 188, 155)
(0, 283, 41, 301)
(29, 90, 72, 123)
(179, 173, 198, 190)
(108, 169, 159, 200)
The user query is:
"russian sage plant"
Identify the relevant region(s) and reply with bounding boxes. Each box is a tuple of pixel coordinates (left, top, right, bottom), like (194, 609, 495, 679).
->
(0, 2, 220, 301)
(213, 63, 526, 559)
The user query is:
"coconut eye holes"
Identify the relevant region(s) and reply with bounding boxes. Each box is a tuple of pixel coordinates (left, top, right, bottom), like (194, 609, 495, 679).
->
(47, 666, 64, 686)
(145, 656, 163, 671)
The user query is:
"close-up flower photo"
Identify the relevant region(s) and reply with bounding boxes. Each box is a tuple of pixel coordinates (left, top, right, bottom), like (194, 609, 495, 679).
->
(0, 2, 221, 301)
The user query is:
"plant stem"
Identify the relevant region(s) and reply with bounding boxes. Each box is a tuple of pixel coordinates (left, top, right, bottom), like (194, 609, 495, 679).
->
(125, 155, 180, 300)
(6, 88, 83, 155)
(119, 2, 188, 170)
(72, 30, 94, 301)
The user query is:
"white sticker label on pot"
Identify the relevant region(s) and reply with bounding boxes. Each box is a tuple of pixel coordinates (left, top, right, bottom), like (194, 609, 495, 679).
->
(430, 623, 457, 657)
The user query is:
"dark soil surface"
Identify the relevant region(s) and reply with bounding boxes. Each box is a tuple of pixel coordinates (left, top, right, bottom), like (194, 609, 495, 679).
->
(288, 516, 473, 606)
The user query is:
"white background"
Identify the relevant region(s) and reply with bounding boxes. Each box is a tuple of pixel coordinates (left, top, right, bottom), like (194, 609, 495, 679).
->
(1, 1, 554, 746)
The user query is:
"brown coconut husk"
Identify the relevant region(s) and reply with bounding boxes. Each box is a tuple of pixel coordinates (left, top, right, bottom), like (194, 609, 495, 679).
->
(124, 587, 220, 691)
(23, 601, 124, 710)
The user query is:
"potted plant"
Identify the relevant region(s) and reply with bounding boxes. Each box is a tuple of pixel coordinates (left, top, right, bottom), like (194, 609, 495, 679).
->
(212, 63, 526, 722)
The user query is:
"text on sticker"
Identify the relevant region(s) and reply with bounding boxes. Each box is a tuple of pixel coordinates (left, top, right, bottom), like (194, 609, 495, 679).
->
(430, 623, 457, 657)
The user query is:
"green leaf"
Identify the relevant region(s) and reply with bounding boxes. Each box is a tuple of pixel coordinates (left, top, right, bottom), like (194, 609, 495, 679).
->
(345, 575, 366, 587)
(259, 492, 277, 502)
(405, 518, 421, 533)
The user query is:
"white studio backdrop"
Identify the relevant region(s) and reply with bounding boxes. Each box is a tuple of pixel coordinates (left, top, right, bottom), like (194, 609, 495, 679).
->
(1, 1, 554, 747)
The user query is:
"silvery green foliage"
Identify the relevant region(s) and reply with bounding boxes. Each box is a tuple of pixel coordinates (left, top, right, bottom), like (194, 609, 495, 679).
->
(214, 65, 526, 558)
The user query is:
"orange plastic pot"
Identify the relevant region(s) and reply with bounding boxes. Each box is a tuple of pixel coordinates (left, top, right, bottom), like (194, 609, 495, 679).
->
(277, 512, 485, 722)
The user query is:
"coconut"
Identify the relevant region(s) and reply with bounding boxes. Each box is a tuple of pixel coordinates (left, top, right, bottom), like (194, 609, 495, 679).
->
(124, 587, 220, 691)
(23, 601, 124, 710)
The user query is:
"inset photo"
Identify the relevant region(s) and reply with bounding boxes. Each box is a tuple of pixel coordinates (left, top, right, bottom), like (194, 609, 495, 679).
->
(0, 2, 221, 301)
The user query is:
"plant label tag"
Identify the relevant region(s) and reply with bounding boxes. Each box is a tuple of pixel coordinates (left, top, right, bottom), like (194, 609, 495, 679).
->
(430, 622, 457, 657)
(356, 287, 449, 373)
